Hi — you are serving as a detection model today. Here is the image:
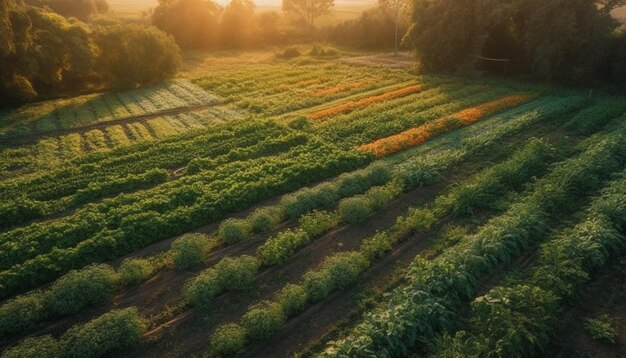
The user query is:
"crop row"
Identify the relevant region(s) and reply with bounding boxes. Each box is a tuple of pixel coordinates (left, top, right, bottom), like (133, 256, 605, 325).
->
(0, 131, 308, 230)
(0, 138, 369, 298)
(0, 164, 394, 340)
(358, 94, 533, 158)
(0, 120, 285, 204)
(193, 63, 417, 115)
(316, 84, 522, 148)
(0, 80, 219, 139)
(432, 171, 626, 357)
(323, 125, 626, 357)
(203, 135, 558, 356)
(308, 84, 424, 120)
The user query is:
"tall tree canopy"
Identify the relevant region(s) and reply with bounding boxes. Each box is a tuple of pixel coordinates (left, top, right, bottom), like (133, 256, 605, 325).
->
(152, 0, 222, 49)
(0, 0, 181, 106)
(25, 0, 109, 21)
(405, 0, 626, 83)
(282, 0, 334, 31)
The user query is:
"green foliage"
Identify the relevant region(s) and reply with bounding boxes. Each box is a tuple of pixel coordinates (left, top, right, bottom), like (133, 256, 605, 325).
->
(257, 229, 310, 266)
(275, 284, 308, 318)
(360, 232, 392, 261)
(1, 335, 60, 358)
(117, 258, 155, 286)
(171, 233, 216, 270)
(249, 207, 283, 234)
(59, 307, 147, 358)
(185, 256, 259, 308)
(364, 183, 401, 211)
(280, 184, 339, 220)
(45, 264, 119, 315)
(210, 323, 247, 357)
(303, 252, 369, 302)
(219, 219, 252, 245)
(241, 301, 286, 340)
(298, 210, 337, 238)
(0, 292, 47, 337)
(338, 196, 373, 224)
(584, 314, 618, 344)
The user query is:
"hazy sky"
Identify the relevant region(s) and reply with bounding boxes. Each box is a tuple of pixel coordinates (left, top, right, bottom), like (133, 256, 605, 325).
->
(108, 0, 374, 8)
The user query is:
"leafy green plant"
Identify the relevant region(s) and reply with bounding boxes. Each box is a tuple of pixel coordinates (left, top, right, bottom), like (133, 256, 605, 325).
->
(275, 284, 308, 318)
(0, 292, 47, 337)
(257, 229, 310, 266)
(45, 264, 119, 315)
(59, 307, 147, 358)
(338, 196, 373, 224)
(170, 233, 216, 270)
(248, 207, 283, 234)
(218, 219, 251, 245)
(210, 323, 247, 357)
(241, 301, 286, 340)
(584, 314, 618, 343)
(298, 210, 337, 238)
(1, 335, 60, 358)
(117, 257, 155, 286)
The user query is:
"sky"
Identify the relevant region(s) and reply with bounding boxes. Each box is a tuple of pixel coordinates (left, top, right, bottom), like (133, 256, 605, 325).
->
(108, 0, 375, 9)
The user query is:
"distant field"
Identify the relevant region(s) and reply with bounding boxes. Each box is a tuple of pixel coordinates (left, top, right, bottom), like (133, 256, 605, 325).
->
(1, 49, 625, 358)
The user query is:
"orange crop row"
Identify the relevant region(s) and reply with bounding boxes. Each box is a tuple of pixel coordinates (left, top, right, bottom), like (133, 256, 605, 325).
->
(308, 84, 423, 120)
(357, 94, 533, 158)
(311, 81, 367, 97)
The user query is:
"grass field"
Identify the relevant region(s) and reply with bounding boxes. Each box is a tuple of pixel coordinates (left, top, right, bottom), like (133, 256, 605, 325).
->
(0, 49, 625, 358)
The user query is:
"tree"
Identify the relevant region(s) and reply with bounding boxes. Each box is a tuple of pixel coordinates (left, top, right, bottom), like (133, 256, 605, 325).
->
(25, 0, 110, 21)
(220, 0, 257, 48)
(379, 0, 406, 54)
(282, 0, 333, 32)
(94, 24, 182, 89)
(152, 0, 221, 49)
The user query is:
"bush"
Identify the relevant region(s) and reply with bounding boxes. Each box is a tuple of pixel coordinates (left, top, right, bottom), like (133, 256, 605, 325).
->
(275, 284, 308, 318)
(219, 219, 251, 245)
(280, 184, 339, 220)
(303, 252, 368, 301)
(2, 335, 60, 358)
(360, 232, 392, 261)
(584, 314, 618, 343)
(214, 255, 260, 291)
(241, 301, 286, 340)
(210, 323, 247, 357)
(365, 183, 401, 211)
(302, 270, 333, 302)
(257, 229, 310, 266)
(117, 258, 154, 286)
(298, 210, 338, 238)
(59, 307, 147, 358)
(184, 269, 221, 308)
(249, 207, 283, 234)
(170, 233, 216, 270)
(185, 255, 259, 308)
(0, 292, 47, 337)
(338, 196, 373, 224)
(45, 264, 119, 315)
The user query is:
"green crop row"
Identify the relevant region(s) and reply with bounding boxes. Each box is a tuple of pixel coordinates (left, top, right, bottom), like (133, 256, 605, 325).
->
(323, 127, 626, 357)
(0, 139, 368, 298)
(431, 173, 626, 358)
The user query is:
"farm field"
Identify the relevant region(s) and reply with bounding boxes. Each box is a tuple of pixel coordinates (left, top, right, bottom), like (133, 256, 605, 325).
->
(0, 51, 625, 358)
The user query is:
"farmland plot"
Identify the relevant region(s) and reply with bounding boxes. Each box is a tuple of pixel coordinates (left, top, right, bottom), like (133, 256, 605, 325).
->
(1, 53, 625, 358)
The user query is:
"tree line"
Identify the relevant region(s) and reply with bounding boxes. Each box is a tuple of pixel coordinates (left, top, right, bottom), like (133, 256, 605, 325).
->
(150, 0, 405, 50)
(1, 0, 182, 106)
(404, 0, 626, 84)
